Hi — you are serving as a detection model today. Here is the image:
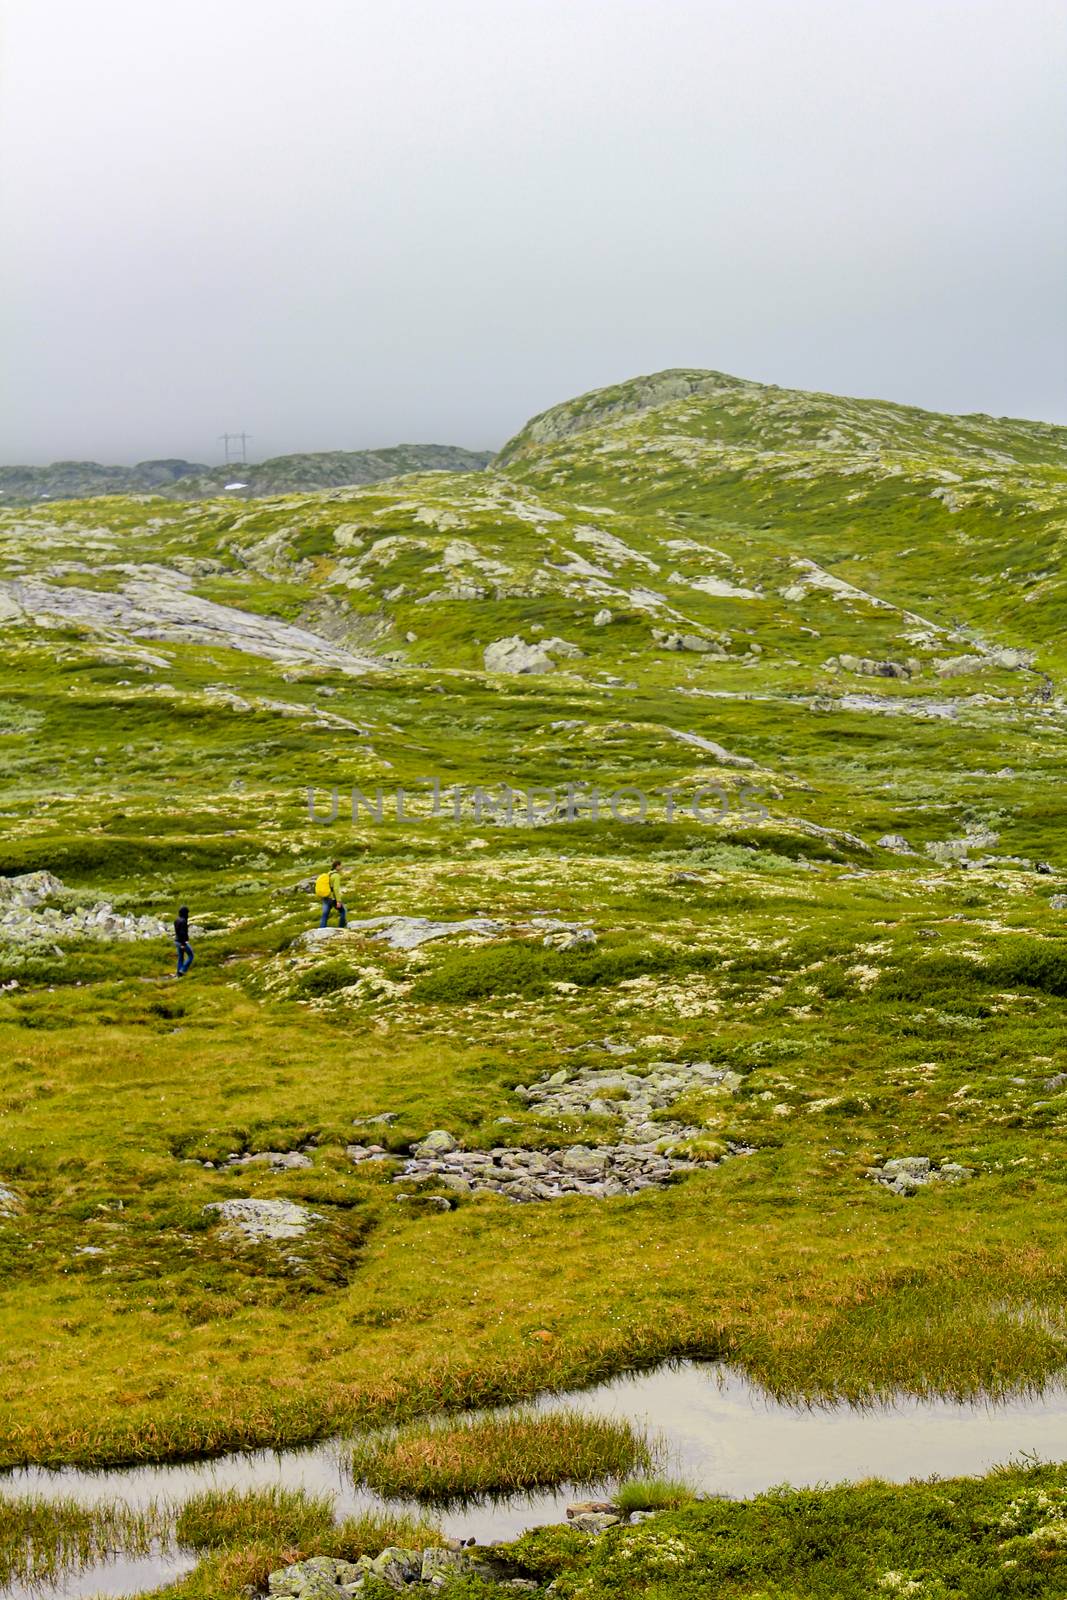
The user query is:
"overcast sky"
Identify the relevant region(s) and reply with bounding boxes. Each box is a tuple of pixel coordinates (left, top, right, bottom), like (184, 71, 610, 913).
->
(2, 0, 1064, 465)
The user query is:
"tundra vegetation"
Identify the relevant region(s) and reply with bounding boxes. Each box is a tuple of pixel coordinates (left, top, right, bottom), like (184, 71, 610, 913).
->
(0, 369, 1065, 1595)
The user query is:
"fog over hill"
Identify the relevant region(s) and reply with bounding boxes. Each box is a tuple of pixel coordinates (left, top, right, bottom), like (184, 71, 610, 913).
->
(0, 444, 493, 506)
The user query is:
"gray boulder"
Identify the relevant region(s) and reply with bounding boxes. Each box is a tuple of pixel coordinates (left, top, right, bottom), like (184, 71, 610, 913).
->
(484, 636, 555, 674)
(413, 1129, 457, 1157)
(569, 1511, 621, 1533)
(421, 1549, 471, 1583)
(877, 833, 916, 855)
(838, 654, 910, 679)
(370, 1547, 423, 1589)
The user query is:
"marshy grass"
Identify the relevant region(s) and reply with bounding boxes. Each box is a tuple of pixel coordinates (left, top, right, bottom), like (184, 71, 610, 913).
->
(167, 1509, 445, 1600)
(614, 1477, 698, 1513)
(350, 1408, 654, 1501)
(175, 1484, 336, 1551)
(0, 1492, 168, 1587)
(0, 1488, 443, 1600)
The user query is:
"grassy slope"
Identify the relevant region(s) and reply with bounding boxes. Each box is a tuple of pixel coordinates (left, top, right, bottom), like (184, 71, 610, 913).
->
(0, 375, 1064, 1514)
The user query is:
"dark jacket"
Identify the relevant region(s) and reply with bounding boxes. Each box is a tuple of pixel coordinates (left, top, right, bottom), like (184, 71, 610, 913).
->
(174, 913, 190, 944)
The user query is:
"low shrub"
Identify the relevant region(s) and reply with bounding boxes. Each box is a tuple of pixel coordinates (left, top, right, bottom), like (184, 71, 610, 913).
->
(293, 962, 362, 999)
(985, 938, 1067, 997)
(410, 941, 721, 1004)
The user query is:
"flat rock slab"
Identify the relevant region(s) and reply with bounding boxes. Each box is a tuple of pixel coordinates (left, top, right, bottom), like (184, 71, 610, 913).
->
(204, 1198, 318, 1241)
(0, 574, 382, 674)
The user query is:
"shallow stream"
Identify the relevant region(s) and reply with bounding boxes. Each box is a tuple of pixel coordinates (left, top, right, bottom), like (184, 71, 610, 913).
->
(4, 1361, 1066, 1598)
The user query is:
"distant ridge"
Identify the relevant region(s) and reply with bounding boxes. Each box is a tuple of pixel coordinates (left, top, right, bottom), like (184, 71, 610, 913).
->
(0, 443, 492, 506)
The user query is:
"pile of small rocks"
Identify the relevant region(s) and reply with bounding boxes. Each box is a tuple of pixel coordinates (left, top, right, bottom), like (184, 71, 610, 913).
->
(514, 1059, 743, 1146)
(865, 1155, 975, 1196)
(348, 1053, 753, 1203)
(266, 1502, 667, 1597)
(267, 1546, 527, 1597)
(204, 1148, 313, 1172)
(0, 871, 170, 945)
(373, 1132, 704, 1202)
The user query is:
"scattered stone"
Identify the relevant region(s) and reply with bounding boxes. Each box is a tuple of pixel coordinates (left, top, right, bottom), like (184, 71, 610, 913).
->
(1043, 1073, 1067, 1092)
(420, 1549, 469, 1584)
(542, 926, 596, 951)
(569, 1512, 621, 1533)
(204, 1198, 319, 1241)
(592, 608, 612, 626)
(933, 654, 987, 678)
(0, 871, 171, 946)
(877, 834, 916, 855)
(349, 1059, 753, 1203)
(866, 1156, 974, 1196)
(370, 1547, 423, 1588)
(652, 629, 724, 655)
(1050, 895, 1067, 910)
(0, 1185, 22, 1217)
(345, 1143, 393, 1164)
(220, 1149, 313, 1171)
(838, 654, 911, 678)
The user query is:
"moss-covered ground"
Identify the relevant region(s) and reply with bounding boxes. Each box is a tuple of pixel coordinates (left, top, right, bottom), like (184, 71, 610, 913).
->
(0, 369, 1064, 1592)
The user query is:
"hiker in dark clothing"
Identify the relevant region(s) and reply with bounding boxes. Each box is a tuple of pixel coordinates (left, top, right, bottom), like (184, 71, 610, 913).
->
(174, 905, 194, 977)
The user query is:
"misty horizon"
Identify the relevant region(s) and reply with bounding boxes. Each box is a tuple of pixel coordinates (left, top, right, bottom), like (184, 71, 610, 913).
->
(3, 0, 1065, 466)
(7, 355, 1067, 473)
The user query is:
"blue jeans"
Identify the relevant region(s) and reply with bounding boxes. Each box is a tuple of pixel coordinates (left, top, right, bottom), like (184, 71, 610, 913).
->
(319, 897, 347, 928)
(175, 941, 194, 976)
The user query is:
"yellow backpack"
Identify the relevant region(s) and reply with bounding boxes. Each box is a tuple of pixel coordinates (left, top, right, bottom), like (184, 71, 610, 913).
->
(314, 872, 332, 897)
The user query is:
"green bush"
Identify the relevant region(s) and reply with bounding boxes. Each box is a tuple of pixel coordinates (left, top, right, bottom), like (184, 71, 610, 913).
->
(985, 938, 1067, 997)
(294, 962, 362, 998)
(410, 941, 722, 1004)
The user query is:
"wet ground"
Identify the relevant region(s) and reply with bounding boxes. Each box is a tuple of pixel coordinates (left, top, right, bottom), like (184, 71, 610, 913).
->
(5, 1361, 1067, 1597)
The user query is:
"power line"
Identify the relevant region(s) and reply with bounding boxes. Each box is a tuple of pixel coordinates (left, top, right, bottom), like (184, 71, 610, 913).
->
(218, 432, 252, 464)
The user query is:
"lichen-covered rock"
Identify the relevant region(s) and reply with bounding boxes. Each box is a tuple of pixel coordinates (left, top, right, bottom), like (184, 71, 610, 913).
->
(204, 1197, 318, 1241)
(420, 1548, 471, 1584)
(413, 1129, 457, 1157)
(369, 1546, 423, 1589)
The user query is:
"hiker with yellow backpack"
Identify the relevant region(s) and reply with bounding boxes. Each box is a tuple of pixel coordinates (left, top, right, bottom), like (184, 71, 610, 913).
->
(315, 859, 347, 928)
